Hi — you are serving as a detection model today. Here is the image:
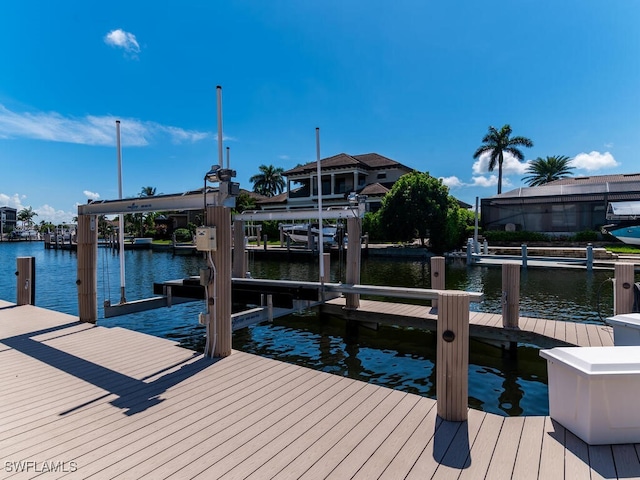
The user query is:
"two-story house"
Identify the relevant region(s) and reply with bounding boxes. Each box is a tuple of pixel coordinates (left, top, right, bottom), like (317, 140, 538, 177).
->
(257, 153, 413, 212)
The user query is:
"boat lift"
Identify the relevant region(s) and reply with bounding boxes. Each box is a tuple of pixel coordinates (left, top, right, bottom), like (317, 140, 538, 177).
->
(76, 192, 366, 324)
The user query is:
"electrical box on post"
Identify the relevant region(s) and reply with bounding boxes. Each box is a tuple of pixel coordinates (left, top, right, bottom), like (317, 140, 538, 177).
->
(196, 227, 217, 251)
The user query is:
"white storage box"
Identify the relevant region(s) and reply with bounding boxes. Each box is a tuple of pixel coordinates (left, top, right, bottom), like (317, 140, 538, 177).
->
(606, 313, 640, 346)
(540, 346, 640, 445)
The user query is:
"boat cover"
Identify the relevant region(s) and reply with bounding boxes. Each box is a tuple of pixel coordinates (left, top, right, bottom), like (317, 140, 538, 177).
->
(606, 201, 640, 220)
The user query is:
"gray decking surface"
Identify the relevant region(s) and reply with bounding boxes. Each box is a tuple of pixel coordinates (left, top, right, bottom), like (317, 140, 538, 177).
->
(1, 301, 638, 479)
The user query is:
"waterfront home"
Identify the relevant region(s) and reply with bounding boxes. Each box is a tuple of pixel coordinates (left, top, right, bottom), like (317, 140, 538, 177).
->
(257, 153, 413, 213)
(481, 172, 640, 235)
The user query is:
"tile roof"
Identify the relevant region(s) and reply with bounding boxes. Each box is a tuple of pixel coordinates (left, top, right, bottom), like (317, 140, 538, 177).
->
(545, 173, 640, 185)
(359, 182, 390, 196)
(282, 153, 409, 176)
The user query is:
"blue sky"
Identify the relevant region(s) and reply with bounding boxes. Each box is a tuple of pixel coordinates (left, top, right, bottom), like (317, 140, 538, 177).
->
(1, 1, 638, 223)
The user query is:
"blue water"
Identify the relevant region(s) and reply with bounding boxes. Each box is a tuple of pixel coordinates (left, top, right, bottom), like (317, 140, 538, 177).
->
(0, 241, 620, 416)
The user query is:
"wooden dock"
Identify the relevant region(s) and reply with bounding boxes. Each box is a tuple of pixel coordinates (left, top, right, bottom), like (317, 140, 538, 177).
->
(1, 301, 637, 479)
(322, 298, 614, 348)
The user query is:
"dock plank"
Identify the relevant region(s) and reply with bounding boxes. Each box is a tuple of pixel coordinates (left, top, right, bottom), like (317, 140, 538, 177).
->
(458, 412, 503, 480)
(485, 415, 525, 479)
(538, 417, 566, 480)
(589, 445, 617, 480)
(512, 415, 545, 480)
(611, 444, 640, 477)
(564, 430, 591, 480)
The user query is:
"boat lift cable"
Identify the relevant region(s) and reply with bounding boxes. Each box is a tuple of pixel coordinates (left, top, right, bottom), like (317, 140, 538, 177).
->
(101, 245, 111, 307)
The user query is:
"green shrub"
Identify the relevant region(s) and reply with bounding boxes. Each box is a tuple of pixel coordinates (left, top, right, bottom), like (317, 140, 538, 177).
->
(174, 228, 192, 242)
(572, 230, 598, 242)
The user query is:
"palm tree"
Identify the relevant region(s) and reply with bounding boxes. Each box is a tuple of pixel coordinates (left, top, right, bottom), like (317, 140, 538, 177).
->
(140, 186, 156, 197)
(17, 207, 37, 229)
(523, 156, 574, 186)
(137, 186, 157, 237)
(250, 165, 285, 197)
(473, 125, 534, 194)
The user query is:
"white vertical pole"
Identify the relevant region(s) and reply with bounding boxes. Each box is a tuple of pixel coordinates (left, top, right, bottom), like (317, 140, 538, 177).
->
(216, 86, 223, 167)
(316, 127, 325, 285)
(116, 120, 126, 304)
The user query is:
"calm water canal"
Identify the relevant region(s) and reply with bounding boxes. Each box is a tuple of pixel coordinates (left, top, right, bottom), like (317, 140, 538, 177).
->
(0, 242, 621, 416)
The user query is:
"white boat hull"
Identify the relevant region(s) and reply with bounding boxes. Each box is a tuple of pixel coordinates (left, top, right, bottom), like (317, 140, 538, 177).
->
(609, 225, 640, 246)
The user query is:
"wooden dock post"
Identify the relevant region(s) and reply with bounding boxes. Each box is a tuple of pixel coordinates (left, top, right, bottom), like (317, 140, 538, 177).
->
(431, 256, 445, 309)
(437, 291, 469, 422)
(521, 244, 528, 269)
(614, 262, 636, 315)
(502, 263, 520, 328)
(206, 206, 232, 357)
(76, 214, 98, 322)
(322, 253, 330, 283)
(232, 219, 246, 278)
(16, 256, 35, 306)
(263, 235, 268, 251)
(345, 217, 361, 310)
(586, 244, 593, 272)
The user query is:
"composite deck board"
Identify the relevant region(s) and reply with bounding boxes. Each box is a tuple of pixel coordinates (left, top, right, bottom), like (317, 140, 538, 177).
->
(324, 298, 611, 347)
(0, 302, 634, 479)
(538, 417, 566, 479)
(512, 415, 546, 480)
(457, 412, 504, 479)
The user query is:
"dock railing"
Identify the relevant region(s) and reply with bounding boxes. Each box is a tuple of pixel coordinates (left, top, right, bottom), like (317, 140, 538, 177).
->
(468, 242, 596, 271)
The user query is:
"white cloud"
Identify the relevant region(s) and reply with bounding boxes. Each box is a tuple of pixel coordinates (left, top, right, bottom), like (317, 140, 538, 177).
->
(604, 142, 614, 149)
(83, 190, 100, 200)
(571, 151, 618, 171)
(440, 176, 464, 188)
(0, 193, 26, 210)
(470, 175, 500, 188)
(0, 194, 75, 224)
(0, 104, 210, 147)
(35, 204, 75, 224)
(104, 29, 140, 58)
(472, 151, 530, 176)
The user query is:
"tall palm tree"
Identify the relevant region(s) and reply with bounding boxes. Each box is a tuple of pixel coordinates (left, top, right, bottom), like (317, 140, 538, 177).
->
(137, 186, 157, 237)
(523, 155, 574, 186)
(17, 207, 37, 229)
(250, 165, 285, 197)
(473, 125, 534, 194)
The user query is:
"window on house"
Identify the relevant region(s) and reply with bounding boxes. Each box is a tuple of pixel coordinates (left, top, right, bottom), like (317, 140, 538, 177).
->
(377, 173, 387, 180)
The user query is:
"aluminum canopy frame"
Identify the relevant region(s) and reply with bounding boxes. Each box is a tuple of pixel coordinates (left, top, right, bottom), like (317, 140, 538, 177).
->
(78, 189, 364, 221)
(77, 188, 233, 216)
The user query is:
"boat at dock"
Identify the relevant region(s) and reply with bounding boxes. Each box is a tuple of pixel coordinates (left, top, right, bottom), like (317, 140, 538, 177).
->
(282, 223, 340, 245)
(607, 225, 640, 246)
(604, 201, 640, 245)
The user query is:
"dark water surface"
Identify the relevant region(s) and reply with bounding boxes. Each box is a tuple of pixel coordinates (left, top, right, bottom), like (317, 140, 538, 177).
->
(0, 242, 620, 416)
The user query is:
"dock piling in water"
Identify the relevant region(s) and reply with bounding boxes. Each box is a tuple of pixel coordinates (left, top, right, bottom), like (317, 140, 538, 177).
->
(502, 263, 520, 329)
(430, 256, 445, 309)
